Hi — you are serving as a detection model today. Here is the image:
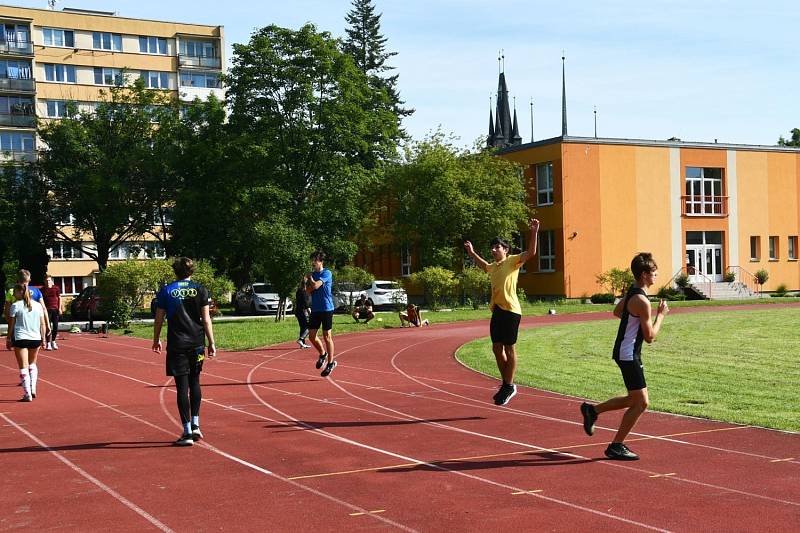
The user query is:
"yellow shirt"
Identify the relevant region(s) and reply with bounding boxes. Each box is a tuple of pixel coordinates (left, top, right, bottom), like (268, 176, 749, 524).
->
(487, 253, 523, 315)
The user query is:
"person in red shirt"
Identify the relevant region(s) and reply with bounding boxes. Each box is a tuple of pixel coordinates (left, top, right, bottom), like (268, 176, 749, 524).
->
(40, 275, 62, 350)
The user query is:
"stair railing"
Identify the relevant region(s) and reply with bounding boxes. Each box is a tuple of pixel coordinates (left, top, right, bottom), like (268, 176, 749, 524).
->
(726, 265, 758, 296)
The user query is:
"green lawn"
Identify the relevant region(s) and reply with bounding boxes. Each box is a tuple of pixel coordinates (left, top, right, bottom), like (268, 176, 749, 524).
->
(457, 307, 800, 432)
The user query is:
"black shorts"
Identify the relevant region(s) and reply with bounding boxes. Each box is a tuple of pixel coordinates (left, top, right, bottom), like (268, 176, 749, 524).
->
(616, 359, 646, 391)
(309, 311, 333, 332)
(490, 307, 522, 345)
(12, 339, 42, 349)
(166, 347, 205, 377)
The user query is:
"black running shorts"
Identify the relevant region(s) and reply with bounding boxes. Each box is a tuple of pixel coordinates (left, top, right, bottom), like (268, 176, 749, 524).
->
(166, 346, 205, 377)
(616, 359, 646, 391)
(309, 311, 334, 332)
(12, 339, 42, 349)
(490, 307, 522, 345)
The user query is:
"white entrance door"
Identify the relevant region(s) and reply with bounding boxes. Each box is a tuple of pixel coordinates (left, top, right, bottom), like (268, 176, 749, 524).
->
(687, 244, 723, 282)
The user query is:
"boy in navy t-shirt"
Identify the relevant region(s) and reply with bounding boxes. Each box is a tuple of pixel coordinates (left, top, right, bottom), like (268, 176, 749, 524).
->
(305, 250, 336, 377)
(152, 257, 216, 446)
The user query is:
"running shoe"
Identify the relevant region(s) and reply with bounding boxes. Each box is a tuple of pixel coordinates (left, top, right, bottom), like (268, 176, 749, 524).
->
(174, 434, 194, 446)
(191, 427, 203, 441)
(321, 360, 337, 377)
(492, 384, 504, 403)
(44, 342, 52, 351)
(580, 402, 598, 436)
(604, 442, 639, 460)
(52, 341, 59, 350)
(19, 394, 32, 402)
(494, 383, 517, 406)
(315, 352, 327, 369)
(296, 339, 310, 349)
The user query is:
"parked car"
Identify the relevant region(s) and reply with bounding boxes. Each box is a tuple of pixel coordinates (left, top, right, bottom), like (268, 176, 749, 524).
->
(70, 285, 103, 320)
(233, 283, 293, 315)
(365, 280, 407, 308)
(333, 282, 366, 311)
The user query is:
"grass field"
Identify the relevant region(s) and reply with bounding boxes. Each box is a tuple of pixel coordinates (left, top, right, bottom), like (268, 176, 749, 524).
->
(457, 307, 800, 432)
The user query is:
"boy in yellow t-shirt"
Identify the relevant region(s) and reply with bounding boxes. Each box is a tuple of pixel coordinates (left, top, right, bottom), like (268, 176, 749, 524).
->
(464, 218, 540, 405)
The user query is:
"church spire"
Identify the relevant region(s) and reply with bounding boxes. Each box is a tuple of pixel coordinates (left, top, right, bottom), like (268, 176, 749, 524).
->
(487, 54, 519, 148)
(511, 98, 522, 144)
(561, 53, 568, 137)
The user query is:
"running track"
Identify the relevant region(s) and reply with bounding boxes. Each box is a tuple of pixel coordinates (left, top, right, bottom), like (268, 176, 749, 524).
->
(1, 305, 798, 532)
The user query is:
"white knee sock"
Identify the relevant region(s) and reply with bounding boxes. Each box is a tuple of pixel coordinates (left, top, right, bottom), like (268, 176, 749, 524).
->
(28, 364, 38, 395)
(19, 368, 30, 397)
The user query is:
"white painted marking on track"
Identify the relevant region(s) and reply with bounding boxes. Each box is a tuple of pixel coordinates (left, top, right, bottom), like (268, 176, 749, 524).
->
(0, 413, 175, 533)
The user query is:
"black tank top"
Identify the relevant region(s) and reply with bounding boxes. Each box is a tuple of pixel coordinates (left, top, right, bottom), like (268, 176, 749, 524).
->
(612, 287, 647, 361)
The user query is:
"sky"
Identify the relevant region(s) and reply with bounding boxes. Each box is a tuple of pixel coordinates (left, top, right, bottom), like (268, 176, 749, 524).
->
(9, 0, 800, 147)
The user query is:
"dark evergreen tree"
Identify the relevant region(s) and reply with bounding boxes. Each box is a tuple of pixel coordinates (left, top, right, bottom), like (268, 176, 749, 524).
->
(343, 0, 412, 132)
(778, 128, 800, 146)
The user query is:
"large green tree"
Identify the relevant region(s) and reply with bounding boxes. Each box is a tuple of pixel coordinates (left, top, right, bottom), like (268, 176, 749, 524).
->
(36, 79, 180, 271)
(225, 24, 400, 265)
(778, 128, 800, 146)
(381, 133, 529, 269)
(343, 0, 412, 130)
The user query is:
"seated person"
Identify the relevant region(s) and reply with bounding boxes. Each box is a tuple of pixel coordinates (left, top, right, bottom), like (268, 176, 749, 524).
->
(351, 294, 375, 323)
(399, 303, 429, 327)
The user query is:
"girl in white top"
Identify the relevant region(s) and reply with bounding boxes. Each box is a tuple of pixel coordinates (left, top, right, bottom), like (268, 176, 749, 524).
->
(8, 283, 47, 401)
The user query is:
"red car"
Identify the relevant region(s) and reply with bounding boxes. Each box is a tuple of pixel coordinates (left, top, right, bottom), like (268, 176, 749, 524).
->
(70, 286, 103, 320)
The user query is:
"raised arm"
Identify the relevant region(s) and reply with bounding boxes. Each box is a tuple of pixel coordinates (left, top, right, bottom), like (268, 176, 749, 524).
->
(463, 240, 490, 272)
(518, 219, 541, 264)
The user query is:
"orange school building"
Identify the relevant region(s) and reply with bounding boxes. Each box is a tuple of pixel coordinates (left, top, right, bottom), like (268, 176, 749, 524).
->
(499, 136, 800, 298)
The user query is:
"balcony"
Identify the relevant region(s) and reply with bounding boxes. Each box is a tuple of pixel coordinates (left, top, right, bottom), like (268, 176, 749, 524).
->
(178, 54, 222, 70)
(0, 150, 36, 162)
(0, 78, 35, 93)
(682, 195, 728, 217)
(0, 40, 34, 56)
(0, 114, 35, 128)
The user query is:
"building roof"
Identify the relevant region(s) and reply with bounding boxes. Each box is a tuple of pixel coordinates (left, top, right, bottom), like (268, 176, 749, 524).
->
(0, 3, 222, 29)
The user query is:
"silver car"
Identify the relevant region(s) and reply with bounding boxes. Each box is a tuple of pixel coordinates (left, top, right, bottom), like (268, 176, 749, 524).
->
(234, 283, 293, 315)
(366, 280, 407, 308)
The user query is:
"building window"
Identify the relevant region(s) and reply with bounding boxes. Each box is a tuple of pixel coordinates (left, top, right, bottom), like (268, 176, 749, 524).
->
(180, 39, 215, 58)
(400, 245, 411, 277)
(0, 96, 33, 115)
(142, 242, 166, 259)
(789, 237, 798, 261)
(0, 132, 34, 152)
(750, 236, 760, 261)
(538, 230, 555, 272)
(2, 24, 31, 46)
(769, 236, 779, 260)
(0, 59, 33, 79)
(57, 213, 75, 225)
(179, 70, 221, 88)
(92, 32, 122, 51)
(140, 70, 170, 89)
(50, 242, 83, 260)
(42, 28, 74, 48)
(109, 243, 129, 259)
(94, 67, 124, 86)
(45, 100, 73, 118)
(53, 276, 84, 295)
(43, 63, 76, 83)
(684, 167, 725, 215)
(536, 162, 554, 206)
(139, 36, 167, 55)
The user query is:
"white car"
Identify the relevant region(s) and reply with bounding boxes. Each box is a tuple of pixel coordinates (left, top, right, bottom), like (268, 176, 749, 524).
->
(332, 282, 364, 311)
(366, 280, 407, 308)
(234, 283, 293, 315)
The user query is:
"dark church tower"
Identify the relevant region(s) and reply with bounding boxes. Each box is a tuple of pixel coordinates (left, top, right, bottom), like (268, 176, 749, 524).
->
(487, 66, 521, 149)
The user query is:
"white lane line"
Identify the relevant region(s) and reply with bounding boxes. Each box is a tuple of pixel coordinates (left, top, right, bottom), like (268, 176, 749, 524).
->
(0, 413, 174, 533)
(0, 362, 416, 533)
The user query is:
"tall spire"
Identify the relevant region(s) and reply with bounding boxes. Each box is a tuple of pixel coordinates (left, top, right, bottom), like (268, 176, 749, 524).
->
(529, 98, 534, 142)
(488, 96, 495, 143)
(561, 53, 568, 137)
(487, 53, 519, 148)
(511, 96, 522, 144)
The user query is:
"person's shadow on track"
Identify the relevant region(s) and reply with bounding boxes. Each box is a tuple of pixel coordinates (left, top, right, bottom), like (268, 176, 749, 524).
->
(1, 441, 173, 452)
(264, 416, 485, 432)
(382, 451, 596, 472)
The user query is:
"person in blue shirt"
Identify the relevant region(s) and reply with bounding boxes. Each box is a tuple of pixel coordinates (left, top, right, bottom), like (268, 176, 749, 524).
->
(305, 250, 336, 377)
(152, 257, 216, 446)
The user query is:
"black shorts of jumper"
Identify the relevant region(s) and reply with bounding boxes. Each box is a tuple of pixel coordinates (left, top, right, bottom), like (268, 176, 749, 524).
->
(616, 358, 646, 391)
(490, 307, 522, 345)
(13, 339, 41, 349)
(309, 311, 333, 332)
(166, 346, 205, 377)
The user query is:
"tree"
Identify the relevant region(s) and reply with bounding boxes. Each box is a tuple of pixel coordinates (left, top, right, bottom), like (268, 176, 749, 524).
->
(224, 24, 401, 266)
(381, 132, 528, 269)
(36, 79, 180, 271)
(343, 0, 412, 133)
(408, 266, 459, 310)
(778, 128, 800, 146)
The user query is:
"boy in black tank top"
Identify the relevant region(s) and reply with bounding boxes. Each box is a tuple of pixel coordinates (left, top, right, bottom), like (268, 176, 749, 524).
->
(579, 252, 669, 460)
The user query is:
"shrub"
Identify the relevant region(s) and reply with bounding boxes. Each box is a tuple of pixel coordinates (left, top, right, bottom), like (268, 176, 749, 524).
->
(723, 271, 736, 283)
(755, 269, 769, 285)
(674, 273, 690, 288)
(657, 286, 686, 301)
(409, 267, 458, 311)
(596, 268, 634, 296)
(460, 266, 490, 309)
(590, 293, 615, 304)
(772, 283, 788, 297)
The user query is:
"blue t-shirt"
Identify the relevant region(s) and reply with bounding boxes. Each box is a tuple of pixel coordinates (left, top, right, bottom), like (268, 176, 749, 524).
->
(310, 269, 334, 312)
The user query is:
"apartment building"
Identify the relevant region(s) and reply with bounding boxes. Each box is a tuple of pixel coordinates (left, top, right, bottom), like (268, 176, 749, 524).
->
(0, 4, 224, 297)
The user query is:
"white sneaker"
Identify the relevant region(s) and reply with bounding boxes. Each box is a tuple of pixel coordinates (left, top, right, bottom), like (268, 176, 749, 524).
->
(52, 341, 59, 350)
(44, 342, 52, 351)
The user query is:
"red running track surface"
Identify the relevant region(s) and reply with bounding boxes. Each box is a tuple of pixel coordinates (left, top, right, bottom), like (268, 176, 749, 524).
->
(1, 305, 798, 532)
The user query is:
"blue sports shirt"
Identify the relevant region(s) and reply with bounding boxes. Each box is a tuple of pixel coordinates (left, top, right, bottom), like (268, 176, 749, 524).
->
(310, 269, 334, 312)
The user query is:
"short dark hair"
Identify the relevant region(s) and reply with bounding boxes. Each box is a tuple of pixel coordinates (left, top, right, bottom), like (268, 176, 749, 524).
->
(172, 257, 195, 279)
(310, 250, 326, 262)
(631, 252, 657, 280)
(489, 237, 510, 250)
